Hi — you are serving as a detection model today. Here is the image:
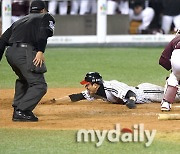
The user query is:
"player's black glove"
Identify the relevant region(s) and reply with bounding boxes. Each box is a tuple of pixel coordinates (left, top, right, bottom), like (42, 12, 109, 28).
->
(125, 90, 137, 109)
(125, 98, 136, 109)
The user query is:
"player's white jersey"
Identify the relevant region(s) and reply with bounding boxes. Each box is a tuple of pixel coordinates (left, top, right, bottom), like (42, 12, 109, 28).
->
(81, 80, 171, 104)
(82, 80, 131, 103)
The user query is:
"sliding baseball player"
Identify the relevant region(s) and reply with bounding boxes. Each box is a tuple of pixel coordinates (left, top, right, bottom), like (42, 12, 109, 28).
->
(48, 72, 180, 109)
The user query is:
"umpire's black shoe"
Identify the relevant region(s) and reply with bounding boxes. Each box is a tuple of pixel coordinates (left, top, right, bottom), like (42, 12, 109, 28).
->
(25, 110, 38, 121)
(12, 109, 38, 122)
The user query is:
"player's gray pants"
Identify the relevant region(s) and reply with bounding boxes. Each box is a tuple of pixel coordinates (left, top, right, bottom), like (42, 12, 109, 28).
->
(5, 45, 47, 111)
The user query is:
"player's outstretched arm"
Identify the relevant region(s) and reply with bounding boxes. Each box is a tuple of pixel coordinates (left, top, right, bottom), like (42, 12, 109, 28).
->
(43, 93, 87, 105)
(40, 96, 72, 105)
(42, 92, 93, 105)
(50, 96, 72, 104)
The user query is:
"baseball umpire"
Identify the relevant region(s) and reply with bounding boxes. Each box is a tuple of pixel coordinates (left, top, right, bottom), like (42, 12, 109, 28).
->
(0, 0, 55, 121)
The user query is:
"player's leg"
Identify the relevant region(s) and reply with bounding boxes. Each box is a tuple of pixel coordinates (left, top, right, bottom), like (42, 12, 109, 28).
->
(175, 87, 180, 102)
(161, 15, 173, 34)
(161, 74, 178, 111)
(91, 0, 97, 14)
(79, 0, 90, 15)
(137, 83, 164, 103)
(59, 1, 68, 15)
(139, 7, 155, 31)
(173, 14, 180, 32)
(118, 0, 129, 15)
(70, 0, 80, 15)
(48, 0, 58, 15)
(107, 0, 118, 15)
(161, 49, 180, 111)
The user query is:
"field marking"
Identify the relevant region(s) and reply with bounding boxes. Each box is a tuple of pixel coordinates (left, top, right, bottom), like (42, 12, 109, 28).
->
(173, 106, 180, 108)
(158, 114, 180, 120)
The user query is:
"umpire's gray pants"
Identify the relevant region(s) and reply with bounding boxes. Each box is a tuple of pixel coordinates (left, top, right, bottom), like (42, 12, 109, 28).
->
(5, 45, 47, 111)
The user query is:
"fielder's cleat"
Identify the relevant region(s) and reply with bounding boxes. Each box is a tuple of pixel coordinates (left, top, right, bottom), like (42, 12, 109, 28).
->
(161, 101, 171, 112)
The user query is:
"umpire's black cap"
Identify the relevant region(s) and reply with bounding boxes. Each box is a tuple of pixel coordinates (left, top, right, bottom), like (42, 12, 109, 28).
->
(30, 0, 48, 12)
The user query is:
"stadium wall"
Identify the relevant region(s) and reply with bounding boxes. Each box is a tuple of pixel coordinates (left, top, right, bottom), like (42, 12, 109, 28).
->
(47, 35, 174, 47)
(1, 0, 174, 47)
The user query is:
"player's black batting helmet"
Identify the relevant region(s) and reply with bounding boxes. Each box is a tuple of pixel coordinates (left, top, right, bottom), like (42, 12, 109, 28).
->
(80, 72, 103, 85)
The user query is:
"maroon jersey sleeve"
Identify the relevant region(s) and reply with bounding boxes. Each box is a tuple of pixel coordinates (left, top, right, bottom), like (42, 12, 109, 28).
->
(159, 35, 180, 71)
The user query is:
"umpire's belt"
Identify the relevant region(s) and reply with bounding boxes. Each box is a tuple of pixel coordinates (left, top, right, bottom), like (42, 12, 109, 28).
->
(11, 43, 29, 48)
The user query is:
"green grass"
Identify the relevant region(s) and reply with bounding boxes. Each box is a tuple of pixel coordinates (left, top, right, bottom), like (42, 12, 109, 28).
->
(0, 47, 169, 89)
(0, 128, 180, 154)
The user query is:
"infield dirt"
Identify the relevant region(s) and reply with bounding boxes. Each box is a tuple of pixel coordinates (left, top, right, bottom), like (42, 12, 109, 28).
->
(0, 88, 180, 135)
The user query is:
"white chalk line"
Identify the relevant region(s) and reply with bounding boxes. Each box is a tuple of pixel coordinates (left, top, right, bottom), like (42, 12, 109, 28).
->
(173, 106, 180, 108)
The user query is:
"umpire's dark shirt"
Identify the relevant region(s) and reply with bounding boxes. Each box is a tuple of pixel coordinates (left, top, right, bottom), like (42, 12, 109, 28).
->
(0, 13, 55, 60)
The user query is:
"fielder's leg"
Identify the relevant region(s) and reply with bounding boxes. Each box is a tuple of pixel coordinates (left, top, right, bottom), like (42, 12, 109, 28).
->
(161, 83, 178, 111)
(161, 49, 180, 111)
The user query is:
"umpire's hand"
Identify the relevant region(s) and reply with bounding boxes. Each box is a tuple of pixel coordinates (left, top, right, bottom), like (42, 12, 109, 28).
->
(33, 51, 45, 67)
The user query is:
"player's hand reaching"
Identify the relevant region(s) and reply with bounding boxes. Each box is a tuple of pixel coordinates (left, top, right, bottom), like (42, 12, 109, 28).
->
(33, 51, 45, 67)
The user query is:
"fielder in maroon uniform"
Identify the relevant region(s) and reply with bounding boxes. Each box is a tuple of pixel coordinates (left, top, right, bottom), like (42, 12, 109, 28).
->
(159, 30, 180, 111)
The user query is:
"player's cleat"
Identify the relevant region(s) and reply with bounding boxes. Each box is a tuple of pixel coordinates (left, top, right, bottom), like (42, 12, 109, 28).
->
(161, 100, 171, 111)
